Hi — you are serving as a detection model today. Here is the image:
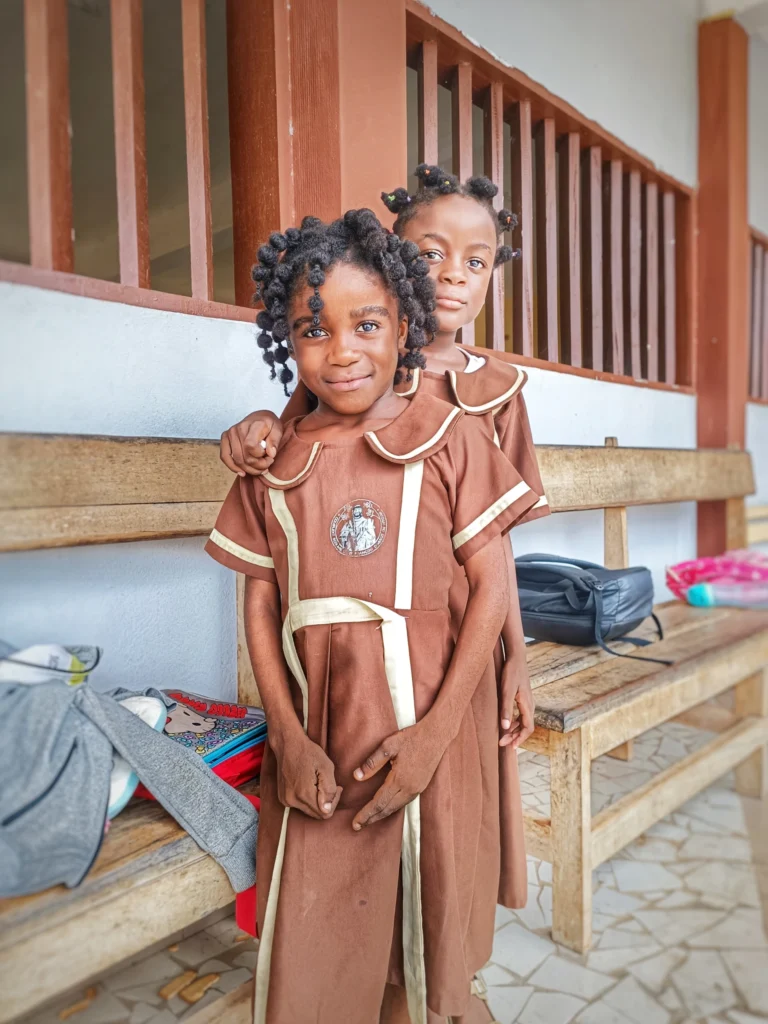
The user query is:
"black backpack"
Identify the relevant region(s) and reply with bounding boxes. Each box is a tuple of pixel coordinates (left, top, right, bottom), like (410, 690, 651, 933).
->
(515, 554, 671, 665)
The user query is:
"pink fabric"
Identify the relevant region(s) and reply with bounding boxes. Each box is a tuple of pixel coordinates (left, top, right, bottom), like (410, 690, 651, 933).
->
(666, 550, 768, 600)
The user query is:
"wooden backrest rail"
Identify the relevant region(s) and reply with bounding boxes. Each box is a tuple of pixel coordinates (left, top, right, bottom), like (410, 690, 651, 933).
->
(0, 432, 754, 554)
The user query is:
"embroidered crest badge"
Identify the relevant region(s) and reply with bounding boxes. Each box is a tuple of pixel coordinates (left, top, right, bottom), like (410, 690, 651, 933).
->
(330, 499, 387, 556)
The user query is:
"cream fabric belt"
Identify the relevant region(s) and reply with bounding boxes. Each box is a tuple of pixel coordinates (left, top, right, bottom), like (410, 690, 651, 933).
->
(254, 596, 427, 1024)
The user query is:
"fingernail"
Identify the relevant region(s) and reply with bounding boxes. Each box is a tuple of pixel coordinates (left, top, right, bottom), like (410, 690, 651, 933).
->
(353, 823, 361, 831)
(323, 802, 332, 812)
(238, 471, 246, 477)
(502, 719, 511, 729)
(260, 440, 267, 450)
(354, 769, 364, 780)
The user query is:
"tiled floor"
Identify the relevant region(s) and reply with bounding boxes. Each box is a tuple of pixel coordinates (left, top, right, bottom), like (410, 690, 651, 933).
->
(22, 720, 768, 1024)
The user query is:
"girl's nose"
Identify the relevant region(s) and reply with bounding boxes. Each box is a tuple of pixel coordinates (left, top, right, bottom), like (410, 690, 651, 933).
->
(440, 260, 467, 286)
(327, 332, 359, 363)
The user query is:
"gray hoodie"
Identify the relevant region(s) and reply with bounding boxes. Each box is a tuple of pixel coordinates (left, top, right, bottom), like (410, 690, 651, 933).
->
(0, 682, 258, 898)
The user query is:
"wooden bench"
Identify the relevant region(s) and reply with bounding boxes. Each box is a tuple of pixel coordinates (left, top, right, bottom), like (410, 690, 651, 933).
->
(0, 433, 256, 1023)
(1, 431, 766, 1016)
(523, 438, 768, 953)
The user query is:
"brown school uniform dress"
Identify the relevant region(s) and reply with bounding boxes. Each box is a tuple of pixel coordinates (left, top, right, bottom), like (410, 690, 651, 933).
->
(395, 349, 550, 909)
(206, 391, 539, 1023)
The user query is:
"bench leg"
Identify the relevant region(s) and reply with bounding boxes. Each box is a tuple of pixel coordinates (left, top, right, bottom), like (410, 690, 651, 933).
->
(550, 728, 592, 952)
(607, 739, 634, 761)
(734, 669, 768, 799)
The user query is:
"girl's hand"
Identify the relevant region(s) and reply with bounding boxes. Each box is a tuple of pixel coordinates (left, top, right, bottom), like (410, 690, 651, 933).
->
(272, 727, 342, 820)
(220, 411, 283, 477)
(350, 722, 446, 830)
(499, 661, 535, 749)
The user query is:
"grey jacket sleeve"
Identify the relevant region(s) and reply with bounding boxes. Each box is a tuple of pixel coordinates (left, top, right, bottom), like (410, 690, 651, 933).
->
(75, 687, 258, 892)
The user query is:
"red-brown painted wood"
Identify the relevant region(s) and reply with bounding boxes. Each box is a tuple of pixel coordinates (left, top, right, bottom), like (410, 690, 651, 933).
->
(484, 81, 505, 351)
(623, 169, 642, 380)
(226, 0, 293, 307)
(602, 159, 623, 374)
(761, 245, 768, 400)
(510, 101, 534, 358)
(418, 39, 438, 167)
(181, 0, 213, 300)
(696, 18, 749, 556)
(535, 119, 558, 362)
(558, 133, 582, 367)
(451, 62, 474, 346)
(24, 0, 73, 272)
(581, 146, 603, 371)
(660, 191, 677, 384)
(111, 0, 150, 289)
(676, 193, 697, 389)
(642, 181, 659, 381)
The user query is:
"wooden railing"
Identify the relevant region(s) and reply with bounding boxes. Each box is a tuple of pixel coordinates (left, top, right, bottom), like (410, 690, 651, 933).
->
(406, 1, 695, 390)
(749, 228, 768, 402)
(1, 0, 250, 322)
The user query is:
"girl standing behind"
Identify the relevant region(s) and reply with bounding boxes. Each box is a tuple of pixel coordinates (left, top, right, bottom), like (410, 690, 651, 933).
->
(206, 209, 539, 1023)
(220, 166, 549, 910)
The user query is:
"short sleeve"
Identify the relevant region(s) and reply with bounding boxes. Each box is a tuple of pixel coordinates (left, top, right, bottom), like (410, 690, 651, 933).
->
(446, 416, 539, 566)
(494, 393, 550, 524)
(204, 478, 277, 583)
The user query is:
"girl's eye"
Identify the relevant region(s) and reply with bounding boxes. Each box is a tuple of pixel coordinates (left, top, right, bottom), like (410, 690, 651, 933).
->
(304, 327, 327, 339)
(421, 249, 443, 262)
(467, 258, 486, 270)
(357, 321, 379, 334)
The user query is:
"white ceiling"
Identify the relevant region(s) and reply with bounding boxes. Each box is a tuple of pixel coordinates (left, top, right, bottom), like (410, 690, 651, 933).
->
(701, 0, 768, 44)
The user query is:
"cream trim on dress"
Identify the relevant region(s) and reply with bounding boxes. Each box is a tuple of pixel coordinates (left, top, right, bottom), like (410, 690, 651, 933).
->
(452, 480, 532, 551)
(209, 528, 275, 568)
(447, 365, 526, 413)
(262, 441, 322, 488)
(366, 405, 461, 461)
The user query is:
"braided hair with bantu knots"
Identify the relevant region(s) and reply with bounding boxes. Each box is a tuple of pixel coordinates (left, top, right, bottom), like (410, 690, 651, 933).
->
(252, 209, 438, 396)
(381, 164, 519, 267)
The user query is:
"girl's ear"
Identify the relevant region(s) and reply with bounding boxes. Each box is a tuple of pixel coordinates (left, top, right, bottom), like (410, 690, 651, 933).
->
(398, 316, 409, 348)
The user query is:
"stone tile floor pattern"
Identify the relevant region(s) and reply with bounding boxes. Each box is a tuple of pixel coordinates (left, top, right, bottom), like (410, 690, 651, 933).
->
(22, 720, 768, 1024)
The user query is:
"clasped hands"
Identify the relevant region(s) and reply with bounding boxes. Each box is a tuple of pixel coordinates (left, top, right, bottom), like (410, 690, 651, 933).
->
(271, 718, 445, 831)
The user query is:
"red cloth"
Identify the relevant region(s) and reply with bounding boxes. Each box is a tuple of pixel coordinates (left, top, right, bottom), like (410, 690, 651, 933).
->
(236, 795, 261, 937)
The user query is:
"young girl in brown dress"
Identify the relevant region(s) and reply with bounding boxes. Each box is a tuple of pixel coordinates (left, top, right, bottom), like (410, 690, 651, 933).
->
(219, 166, 549, 913)
(206, 209, 540, 1023)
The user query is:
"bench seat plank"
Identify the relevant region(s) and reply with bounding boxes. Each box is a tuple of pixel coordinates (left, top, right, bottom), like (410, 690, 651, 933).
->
(0, 783, 257, 1023)
(532, 607, 768, 733)
(527, 601, 733, 690)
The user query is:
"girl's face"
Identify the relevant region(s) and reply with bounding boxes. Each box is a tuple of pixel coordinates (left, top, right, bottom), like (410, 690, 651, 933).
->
(399, 193, 497, 335)
(288, 262, 408, 415)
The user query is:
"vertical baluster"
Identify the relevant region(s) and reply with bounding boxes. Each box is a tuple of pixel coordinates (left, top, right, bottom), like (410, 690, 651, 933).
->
(623, 170, 641, 379)
(452, 62, 473, 344)
(111, 0, 150, 288)
(641, 182, 659, 380)
(24, 0, 73, 272)
(581, 146, 603, 371)
(510, 101, 533, 357)
(418, 40, 438, 167)
(181, 0, 213, 300)
(535, 119, 558, 362)
(660, 191, 676, 383)
(761, 246, 768, 400)
(675, 193, 696, 389)
(484, 82, 505, 351)
(602, 159, 623, 374)
(558, 133, 581, 367)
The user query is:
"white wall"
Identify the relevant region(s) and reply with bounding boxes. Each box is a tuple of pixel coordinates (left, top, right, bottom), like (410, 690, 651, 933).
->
(749, 35, 768, 236)
(422, 0, 700, 187)
(0, 283, 282, 698)
(513, 367, 698, 602)
(1, 283, 698, 699)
